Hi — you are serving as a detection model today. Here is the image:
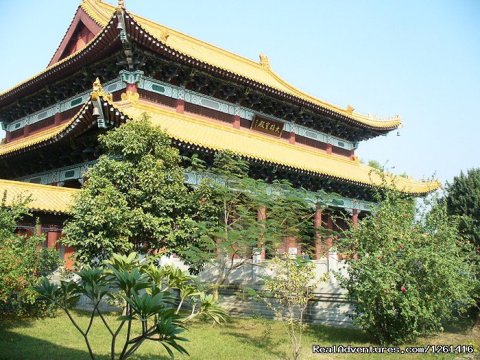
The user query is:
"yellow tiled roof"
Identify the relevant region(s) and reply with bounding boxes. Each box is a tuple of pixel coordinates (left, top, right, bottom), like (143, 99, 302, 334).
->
(0, 122, 72, 156)
(116, 100, 439, 194)
(0, 179, 77, 214)
(0, 0, 401, 130)
(98, 0, 403, 129)
(130, 17, 401, 129)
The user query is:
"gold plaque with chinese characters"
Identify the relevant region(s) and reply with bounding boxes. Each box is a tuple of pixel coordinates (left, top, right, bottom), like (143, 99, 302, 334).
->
(251, 116, 284, 137)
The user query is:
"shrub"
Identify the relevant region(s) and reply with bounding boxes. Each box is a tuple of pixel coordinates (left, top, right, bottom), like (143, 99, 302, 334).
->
(0, 197, 60, 318)
(337, 184, 478, 344)
(249, 254, 324, 360)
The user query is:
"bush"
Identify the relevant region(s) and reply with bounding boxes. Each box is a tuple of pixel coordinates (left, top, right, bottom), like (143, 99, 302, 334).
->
(337, 184, 478, 344)
(0, 199, 60, 317)
(445, 168, 480, 250)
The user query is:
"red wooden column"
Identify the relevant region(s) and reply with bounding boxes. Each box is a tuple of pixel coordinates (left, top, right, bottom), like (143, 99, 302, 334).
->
(54, 112, 62, 125)
(176, 88, 185, 114)
(232, 106, 241, 129)
(326, 144, 333, 155)
(257, 206, 266, 260)
(352, 208, 359, 228)
(176, 99, 185, 113)
(232, 114, 240, 129)
(64, 246, 75, 270)
(23, 124, 31, 137)
(288, 131, 296, 144)
(314, 207, 323, 260)
(283, 236, 300, 257)
(47, 231, 61, 249)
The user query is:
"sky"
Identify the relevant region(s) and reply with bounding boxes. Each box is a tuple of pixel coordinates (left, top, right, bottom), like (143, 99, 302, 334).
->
(0, 0, 478, 186)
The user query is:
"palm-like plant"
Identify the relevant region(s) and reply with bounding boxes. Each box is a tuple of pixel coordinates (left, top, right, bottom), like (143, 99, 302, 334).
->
(35, 252, 227, 360)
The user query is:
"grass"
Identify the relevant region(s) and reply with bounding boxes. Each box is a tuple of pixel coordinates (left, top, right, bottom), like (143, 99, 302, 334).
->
(0, 311, 478, 360)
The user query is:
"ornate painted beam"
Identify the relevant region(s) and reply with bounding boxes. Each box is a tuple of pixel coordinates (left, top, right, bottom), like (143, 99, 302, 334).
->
(17, 163, 374, 213)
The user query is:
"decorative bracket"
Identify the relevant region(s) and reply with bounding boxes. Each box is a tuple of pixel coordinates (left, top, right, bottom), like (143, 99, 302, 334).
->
(120, 70, 144, 85)
(119, 70, 143, 103)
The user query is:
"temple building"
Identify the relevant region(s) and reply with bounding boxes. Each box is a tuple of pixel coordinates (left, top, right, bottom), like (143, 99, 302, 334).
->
(0, 0, 439, 268)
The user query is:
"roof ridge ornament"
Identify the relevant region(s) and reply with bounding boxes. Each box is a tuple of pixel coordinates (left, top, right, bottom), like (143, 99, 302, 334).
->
(159, 30, 170, 43)
(346, 105, 355, 115)
(259, 53, 271, 70)
(91, 78, 112, 102)
(117, 0, 125, 14)
(91, 78, 110, 129)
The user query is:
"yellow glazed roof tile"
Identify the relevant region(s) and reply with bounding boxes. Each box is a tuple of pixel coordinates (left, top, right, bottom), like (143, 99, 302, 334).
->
(117, 100, 439, 194)
(80, 0, 113, 26)
(0, 179, 77, 214)
(0, 121, 72, 156)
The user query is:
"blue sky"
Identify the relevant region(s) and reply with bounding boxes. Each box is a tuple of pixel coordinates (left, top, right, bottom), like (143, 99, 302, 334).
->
(0, 0, 478, 185)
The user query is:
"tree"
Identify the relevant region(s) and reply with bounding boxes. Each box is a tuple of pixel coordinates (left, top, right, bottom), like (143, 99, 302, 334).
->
(180, 151, 313, 299)
(62, 117, 197, 265)
(337, 181, 478, 344)
(0, 194, 60, 317)
(36, 252, 227, 360)
(445, 168, 480, 250)
(181, 152, 265, 299)
(254, 254, 323, 360)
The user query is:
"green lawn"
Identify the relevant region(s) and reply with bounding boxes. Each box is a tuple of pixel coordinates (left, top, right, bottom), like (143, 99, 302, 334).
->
(0, 311, 478, 360)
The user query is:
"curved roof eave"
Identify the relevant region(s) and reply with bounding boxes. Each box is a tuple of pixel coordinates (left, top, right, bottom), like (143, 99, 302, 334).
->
(0, 179, 77, 214)
(0, 10, 119, 106)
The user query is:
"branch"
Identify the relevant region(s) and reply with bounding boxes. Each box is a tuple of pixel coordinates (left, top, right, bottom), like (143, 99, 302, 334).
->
(119, 304, 133, 360)
(176, 297, 185, 315)
(63, 307, 96, 360)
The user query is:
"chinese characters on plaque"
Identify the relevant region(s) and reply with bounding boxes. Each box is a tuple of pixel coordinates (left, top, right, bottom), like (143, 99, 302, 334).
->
(251, 116, 284, 137)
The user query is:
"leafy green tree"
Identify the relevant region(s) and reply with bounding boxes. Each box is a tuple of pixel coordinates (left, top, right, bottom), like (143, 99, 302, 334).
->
(0, 194, 60, 317)
(182, 152, 264, 299)
(445, 168, 480, 250)
(36, 252, 227, 360)
(264, 181, 315, 257)
(337, 182, 478, 344)
(180, 152, 313, 299)
(62, 117, 197, 265)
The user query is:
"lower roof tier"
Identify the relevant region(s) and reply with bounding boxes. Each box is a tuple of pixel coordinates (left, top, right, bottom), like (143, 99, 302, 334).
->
(0, 179, 76, 214)
(0, 90, 440, 195)
(118, 101, 438, 194)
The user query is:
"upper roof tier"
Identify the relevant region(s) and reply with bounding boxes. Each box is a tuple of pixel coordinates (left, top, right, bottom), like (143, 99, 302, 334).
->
(0, 0, 401, 134)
